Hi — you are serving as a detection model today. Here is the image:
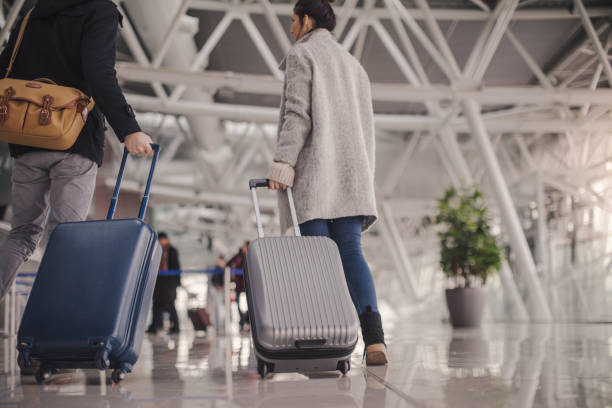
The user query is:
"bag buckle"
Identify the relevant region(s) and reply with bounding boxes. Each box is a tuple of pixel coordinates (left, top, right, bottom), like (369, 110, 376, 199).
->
(39, 95, 53, 125)
(0, 87, 15, 124)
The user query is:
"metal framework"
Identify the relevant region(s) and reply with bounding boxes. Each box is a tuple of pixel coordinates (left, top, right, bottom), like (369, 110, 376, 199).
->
(1, 0, 611, 323)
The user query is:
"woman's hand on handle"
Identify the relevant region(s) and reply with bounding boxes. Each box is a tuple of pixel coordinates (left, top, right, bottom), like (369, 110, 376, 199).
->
(267, 161, 294, 191)
(125, 132, 154, 156)
(269, 180, 288, 191)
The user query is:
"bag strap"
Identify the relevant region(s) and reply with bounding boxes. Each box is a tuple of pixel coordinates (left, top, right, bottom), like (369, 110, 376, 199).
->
(5, 9, 34, 79)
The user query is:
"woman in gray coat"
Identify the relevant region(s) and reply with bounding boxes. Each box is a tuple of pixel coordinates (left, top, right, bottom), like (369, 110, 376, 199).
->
(267, 0, 388, 365)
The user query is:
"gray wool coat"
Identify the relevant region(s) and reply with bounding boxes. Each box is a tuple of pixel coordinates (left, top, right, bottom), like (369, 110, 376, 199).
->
(273, 28, 377, 233)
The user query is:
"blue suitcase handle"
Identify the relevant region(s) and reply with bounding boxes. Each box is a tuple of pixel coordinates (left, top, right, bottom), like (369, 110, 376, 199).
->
(107, 144, 161, 221)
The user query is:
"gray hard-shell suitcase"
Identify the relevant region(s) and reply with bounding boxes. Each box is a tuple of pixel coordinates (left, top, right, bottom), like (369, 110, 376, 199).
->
(244, 179, 359, 378)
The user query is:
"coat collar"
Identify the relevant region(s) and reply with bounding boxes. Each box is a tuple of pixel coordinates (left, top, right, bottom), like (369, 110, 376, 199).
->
(279, 29, 333, 70)
(32, 0, 97, 18)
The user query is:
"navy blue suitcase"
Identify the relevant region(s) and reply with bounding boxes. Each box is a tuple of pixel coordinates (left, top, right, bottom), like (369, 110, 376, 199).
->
(17, 145, 161, 384)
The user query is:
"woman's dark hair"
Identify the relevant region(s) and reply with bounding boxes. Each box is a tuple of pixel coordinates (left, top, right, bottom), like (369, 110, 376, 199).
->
(294, 0, 336, 32)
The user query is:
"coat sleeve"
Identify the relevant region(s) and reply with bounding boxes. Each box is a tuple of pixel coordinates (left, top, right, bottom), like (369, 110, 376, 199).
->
(81, 6, 141, 141)
(273, 50, 313, 167)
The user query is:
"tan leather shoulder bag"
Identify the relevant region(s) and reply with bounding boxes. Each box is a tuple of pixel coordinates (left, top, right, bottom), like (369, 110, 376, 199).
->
(0, 9, 95, 150)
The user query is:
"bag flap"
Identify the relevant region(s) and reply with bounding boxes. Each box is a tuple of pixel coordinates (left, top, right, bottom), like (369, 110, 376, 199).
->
(0, 78, 90, 109)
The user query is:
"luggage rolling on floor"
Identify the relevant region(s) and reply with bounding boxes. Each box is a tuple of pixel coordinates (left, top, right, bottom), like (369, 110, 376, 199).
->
(17, 145, 162, 385)
(244, 179, 359, 378)
(188, 308, 211, 332)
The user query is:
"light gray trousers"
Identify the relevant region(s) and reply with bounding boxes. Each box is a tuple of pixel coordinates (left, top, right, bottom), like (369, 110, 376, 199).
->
(0, 152, 97, 299)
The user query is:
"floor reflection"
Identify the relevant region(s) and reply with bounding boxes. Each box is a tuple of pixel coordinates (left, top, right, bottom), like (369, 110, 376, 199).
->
(0, 323, 609, 407)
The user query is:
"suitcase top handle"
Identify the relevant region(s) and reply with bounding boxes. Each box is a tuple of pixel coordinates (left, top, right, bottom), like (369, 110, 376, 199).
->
(249, 178, 301, 238)
(107, 144, 161, 221)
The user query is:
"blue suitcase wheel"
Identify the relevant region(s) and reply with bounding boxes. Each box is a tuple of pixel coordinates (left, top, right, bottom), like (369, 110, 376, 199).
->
(111, 369, 126, 384)
(35, 364, 56, 384)
(95, 350, 111, 370)
(17, 352, 31, 370)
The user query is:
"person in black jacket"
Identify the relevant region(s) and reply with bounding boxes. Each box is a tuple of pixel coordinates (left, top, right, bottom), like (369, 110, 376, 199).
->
(0, 0, 154, 299)
(147, 232, 182, 335)
(228, 241, 249, 331)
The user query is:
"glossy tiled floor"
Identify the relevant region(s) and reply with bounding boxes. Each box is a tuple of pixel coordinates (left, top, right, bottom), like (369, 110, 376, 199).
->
(0, 322, 611, 407)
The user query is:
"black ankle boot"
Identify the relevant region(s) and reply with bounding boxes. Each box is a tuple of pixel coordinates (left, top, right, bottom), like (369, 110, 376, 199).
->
(359, 308, 385, 347)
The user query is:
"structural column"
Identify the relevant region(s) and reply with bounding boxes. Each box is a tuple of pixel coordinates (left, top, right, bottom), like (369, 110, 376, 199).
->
(463, 99, 552, 321)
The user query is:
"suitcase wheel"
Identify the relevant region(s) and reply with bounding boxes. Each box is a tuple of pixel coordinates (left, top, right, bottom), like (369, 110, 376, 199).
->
(17, 352, 31, 370)
(257, 359, 274, 379)
(95, 349, 111, 370)
(337, 359, 350, 375)
(111, 369, 126, 384)
(35, 364, 57, 385)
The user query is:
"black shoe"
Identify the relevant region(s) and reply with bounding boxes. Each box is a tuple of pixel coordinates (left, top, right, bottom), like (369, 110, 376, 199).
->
(146, 327, 157, 334)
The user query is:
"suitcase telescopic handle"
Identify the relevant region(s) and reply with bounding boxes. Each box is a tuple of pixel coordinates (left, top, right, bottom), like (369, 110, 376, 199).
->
(107, 144, 161, 221)
(249, 178, 301, 238)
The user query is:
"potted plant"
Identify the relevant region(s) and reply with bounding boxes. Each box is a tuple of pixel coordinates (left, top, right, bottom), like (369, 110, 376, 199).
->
(435, 186, 502, 327)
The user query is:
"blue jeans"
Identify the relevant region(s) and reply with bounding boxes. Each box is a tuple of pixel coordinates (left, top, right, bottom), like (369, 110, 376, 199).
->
(299, 216, 379, 315)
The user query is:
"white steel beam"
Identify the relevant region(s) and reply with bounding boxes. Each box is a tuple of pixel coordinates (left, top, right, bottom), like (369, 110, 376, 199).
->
(170, 12, 235, 102)
(414, 0, 462, 77)
(499, 261, 530, 321)
(115, 3, 169, 101)
(151, 0, 191, 68)
(547, 21, 609, 82)
(240, 14, 284, 79)
(116, 64, 612, 105)
(334, 0, 358, 38)
(432, 136, 461, 188)
(382, 133, 421, 195)
(469, 0, 490, 12)
(341, 18, 363, 51)
(259, 0, 291, 54)
(514, 134, 536, 170)
(506, 29, 553, 88)
(574, 0, 612, 86)
(379, 202, 419, 300)
(370, 20, 420, 85)
(108, 178, 277, 208)
(386, 2, 429, 84)
(581, 63, 604, 116)
(473, 0, 520, 82)
(463, 0, 507, 79)
(559, 54, 599, 88)
(463, 98, 552, 321)
(126, 93, 612, 132)
(384, 0, 458, 81)
(438, 127, 474, 184)
(187, 1, 612, 21)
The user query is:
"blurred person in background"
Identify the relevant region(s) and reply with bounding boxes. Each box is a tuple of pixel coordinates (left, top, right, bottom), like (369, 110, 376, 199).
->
(147, 232, 181, 334)
(207, 255, 226, 332)
(228, 241, 250, 331)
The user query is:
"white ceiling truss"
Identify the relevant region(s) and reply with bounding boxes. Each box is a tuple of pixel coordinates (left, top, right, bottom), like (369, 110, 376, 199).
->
(1, 0, 611, 322)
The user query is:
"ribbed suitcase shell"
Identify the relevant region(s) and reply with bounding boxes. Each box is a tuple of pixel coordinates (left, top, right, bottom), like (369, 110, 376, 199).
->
(245, 235, 359, 373)
(17, 219, 161, 372)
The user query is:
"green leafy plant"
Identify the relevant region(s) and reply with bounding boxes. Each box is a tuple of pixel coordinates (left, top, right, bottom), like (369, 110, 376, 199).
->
(435, 186, 502, 288)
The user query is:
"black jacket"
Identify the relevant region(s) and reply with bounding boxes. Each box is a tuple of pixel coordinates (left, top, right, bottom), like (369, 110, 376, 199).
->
(0, 0, 141, 166)
(158, 245, 181, 288)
